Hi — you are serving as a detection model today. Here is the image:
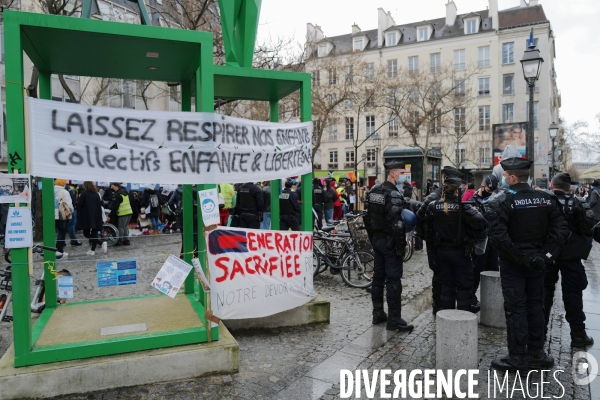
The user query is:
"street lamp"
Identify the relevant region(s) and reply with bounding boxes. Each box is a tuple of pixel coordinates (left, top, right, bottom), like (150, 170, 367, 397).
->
(373, 136, 382, 183)
(548, 122, 559, 179)
(520, 29, 544, 181)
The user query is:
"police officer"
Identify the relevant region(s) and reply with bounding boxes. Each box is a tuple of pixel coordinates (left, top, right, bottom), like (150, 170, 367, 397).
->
(424, 176, 486, 312)
(471, 175, 500, 310)
(364, 159, 414, 332)
(416, 166, 466, 315)
(486, 158, 570, 371)
(279, 180, 301, 231)
(312, 178, 325, 230)
(544, 173, 596, 347)
(234, 182, 264, 229)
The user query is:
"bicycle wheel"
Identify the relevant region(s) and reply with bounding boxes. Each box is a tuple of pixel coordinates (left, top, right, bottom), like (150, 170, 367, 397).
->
(403, 239, 413, 262)
(340, 251, 374, 288)
(100, 223, 119, 246)
(312, 249, 323, 277)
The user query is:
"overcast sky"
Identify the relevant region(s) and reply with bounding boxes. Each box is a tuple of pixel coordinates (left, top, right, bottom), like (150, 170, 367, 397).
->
(258, 0, 600, 132)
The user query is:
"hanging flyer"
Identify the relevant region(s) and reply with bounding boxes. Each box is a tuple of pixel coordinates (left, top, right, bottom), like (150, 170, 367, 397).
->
(58, 275, 74, 299)
(96, 259, 137, 287)
(0, 174, 31, 204)
(151, 255, 193, 298)
(4, 207, 33, 249)
(198, 188, 221, 226)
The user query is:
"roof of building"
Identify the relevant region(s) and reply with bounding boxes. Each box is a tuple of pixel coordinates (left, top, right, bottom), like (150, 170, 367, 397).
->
(315, 5, 549, 57)
(499, 5, 548, 29)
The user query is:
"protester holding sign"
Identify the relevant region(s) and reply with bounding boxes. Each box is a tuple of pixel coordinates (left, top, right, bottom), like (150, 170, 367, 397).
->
(54, 178, 74, 258)
(77, 181, 106, 255)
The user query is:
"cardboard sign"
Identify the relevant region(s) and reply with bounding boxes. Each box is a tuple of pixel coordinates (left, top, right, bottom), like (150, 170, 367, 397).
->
(4, 207, 33, 248)
(206, 227, 315, 319)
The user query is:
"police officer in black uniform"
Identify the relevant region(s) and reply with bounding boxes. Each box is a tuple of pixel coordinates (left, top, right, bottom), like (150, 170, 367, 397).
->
(471, 175, 500, 310)
(424, 176, 486, 312)
(544, 173, 596, 347)
(486, 158, 570, 371)
(363, 159, 414, 332)
(234, 182, 264, 229)
(312, 178, 325, 230)
(416, 166, 466, 315)
(279, 180, 301, 231)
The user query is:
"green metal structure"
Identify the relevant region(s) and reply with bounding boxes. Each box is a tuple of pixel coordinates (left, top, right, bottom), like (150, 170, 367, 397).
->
(4, 0, 312, 367)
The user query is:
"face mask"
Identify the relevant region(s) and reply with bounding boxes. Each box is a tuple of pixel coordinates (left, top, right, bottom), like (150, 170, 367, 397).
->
(481, 190, 492, 199)
(501, 177, 509, 188)
(396, 175, 407, 185)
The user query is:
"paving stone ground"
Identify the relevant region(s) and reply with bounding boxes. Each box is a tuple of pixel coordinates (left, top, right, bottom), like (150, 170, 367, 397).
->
(0, 233, 597, 399)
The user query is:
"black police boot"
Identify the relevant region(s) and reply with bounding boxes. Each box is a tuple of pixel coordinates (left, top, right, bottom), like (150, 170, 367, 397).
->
(571, 324, 595, 348)
(372, 303, 387, 325)
(470, 301, 481, 314)
(123, 239, 131, 246)
(387, 312, 414, 332)
(386, 282, 414, 332)
(528, 349, 554, 369)
(491, 354, 529, 372)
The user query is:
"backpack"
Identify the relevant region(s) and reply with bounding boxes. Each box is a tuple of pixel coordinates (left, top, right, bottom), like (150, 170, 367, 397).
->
(150, 194, 159, 208)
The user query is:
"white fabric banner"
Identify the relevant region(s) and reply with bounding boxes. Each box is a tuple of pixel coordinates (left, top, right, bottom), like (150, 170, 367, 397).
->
(28, 98, 312, 184)
(206, 227, 315, 319)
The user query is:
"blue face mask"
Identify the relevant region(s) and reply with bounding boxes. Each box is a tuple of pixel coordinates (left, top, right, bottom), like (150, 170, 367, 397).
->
(396, 175, 407, 185)
(501, 177, 509, 188)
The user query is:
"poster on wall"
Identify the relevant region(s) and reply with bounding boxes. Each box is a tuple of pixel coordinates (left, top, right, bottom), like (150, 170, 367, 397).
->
(0, 174, 31, 204)
(97, 259, 138, 287)
(206, 227, 315, 320)
(492, 122, 528, 166)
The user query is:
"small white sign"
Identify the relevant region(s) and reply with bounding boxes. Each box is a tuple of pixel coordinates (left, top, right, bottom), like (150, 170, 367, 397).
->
(58, 275, 73, 299)
(4, 207, 33, 248)
(192, 258, 211, 292)
(198, 189, 221, 226)
(151, 255, 193, 298)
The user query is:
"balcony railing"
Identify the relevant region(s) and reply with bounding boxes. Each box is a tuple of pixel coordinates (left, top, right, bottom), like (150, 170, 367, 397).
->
(478, 89, 490, 97)
(478, 60, 490, 67)
(454, 63, 465, 70)
(328, 163, 338, 169)
(344, 162, 355, 169)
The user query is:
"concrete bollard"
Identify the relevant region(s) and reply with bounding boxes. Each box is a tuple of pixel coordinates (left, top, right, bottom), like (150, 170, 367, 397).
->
(480, 271, 506, 328)
(436, 310, 478, 371)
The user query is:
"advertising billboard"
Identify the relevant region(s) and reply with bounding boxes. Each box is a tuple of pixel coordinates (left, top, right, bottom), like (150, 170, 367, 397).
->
(492, 122, 528, 166)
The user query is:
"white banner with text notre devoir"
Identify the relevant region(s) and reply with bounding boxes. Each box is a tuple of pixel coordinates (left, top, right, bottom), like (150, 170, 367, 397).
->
(206, 227, 315, 319)
(27, 98, 312, 184)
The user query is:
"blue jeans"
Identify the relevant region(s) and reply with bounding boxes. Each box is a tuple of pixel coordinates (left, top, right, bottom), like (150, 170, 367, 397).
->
(260, 212, 271, 230)
(67, 211, 77, 242)
(324, 208, 333, 225)
(150, 216, 160, 231)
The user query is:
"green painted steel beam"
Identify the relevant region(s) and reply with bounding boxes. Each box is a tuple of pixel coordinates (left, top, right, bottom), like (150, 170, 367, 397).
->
(269, 101, 280, 230)
(217, 0, 262, 68)
(300, 79, 313, 231)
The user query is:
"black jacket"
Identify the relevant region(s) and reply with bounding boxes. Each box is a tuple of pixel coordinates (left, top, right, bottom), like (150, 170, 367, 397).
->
(76, 190, 104, 230)
(554, 190, 596, 260)
(141, 188, 164, 218)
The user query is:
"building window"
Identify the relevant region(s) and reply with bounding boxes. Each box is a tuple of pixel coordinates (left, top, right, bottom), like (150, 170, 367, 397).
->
(454, 79, 465, 97)
(122, 80, 134, 107)
(478, 77, 490, 96)
(328, 93, 337, 106)
(478, 46, 490, 67)
(408, 56, 419, 74)
(366, 148, 376, 162)
(479, 146, 491, 164)
(318, 44, 328, 57)
(328, 68, 337, 85)
(329, 150, 338, 163)
(328, 120, 337, 141)
(526, 101, 539, 129)
(430, 53, 441, 73)
(430, 109, 442, 134)
(465, 19, 477, 34)
(417, 27, 429, 42)
(454, 108, 466, 133)
(453, 49, 465, 70)
(408, 111, 419, 129)
(344, 66, 353, 84)
(503, 74, 514, 95)
(387, 88, 398, 105)
(386, 32, 397, 47)
(353, 38, 363, 52)
(345, 149, 355, 163)
(313, 120, 321, 134)
(365, 63, 374, 81)
(108, 79, 138, 109)
(479, 106, 490, 131)
(366, 116, 375, 136)
(387, 59, 397, 78)
(455, 142, 466, 164)
(502, 42, 514, 64)
(0, 23, 4, 62)
(388, 115, 399, 137)
(312, 70, 320, 87)
(502, 104, 514, 123)
(345, 99, 353, 109)
(409, 86, 419, 103)
(345, 117, 354, 140)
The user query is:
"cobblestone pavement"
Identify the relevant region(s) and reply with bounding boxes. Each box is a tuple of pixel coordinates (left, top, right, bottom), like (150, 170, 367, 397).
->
(0, 234, 597, 399)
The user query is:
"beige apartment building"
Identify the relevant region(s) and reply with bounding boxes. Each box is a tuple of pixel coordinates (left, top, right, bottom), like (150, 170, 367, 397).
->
(306, 0, 562, 187)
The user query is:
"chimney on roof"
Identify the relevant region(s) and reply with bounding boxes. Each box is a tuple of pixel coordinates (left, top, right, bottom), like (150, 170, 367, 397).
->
(520, 0, 528, 7)
(488, 0, 499, 30)
(377, 8, 396, 48)
(446, 0, 458, 26)
(306, 23, 325, 55)
(352, 23, 361, 35)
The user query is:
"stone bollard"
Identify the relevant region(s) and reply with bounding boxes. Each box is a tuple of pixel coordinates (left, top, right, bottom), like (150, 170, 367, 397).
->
(436, 310, 478, 371)
(480, 271, 506, 328)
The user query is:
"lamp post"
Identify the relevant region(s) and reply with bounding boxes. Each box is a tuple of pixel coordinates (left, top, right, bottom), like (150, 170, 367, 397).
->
(520, 29, 544, 181)
(373, 136, 382, 183)
(548, 122, 559, 179)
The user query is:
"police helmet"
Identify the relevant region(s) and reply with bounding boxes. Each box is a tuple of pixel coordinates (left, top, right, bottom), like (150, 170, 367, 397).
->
(401, 209, 417, 230)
